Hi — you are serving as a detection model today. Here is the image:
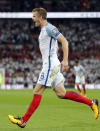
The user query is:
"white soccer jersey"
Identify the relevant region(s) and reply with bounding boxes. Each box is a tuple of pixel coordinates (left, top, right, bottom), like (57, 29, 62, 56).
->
(37, 22, 64, 87)
(74, 64, 85, 84)
(74, 65, 85, 77)
(39, 22, 61, 64)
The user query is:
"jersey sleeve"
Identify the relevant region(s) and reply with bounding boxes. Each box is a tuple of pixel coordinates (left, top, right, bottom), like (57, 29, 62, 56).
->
(45, 23, 61, 40)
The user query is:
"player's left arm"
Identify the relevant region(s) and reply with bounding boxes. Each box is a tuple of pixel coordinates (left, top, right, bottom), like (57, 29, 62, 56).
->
(80, 71, 86, 78)
(80, 66, 86, 77)
(57, 34, 69, 72)
(45, 23, 69, 72)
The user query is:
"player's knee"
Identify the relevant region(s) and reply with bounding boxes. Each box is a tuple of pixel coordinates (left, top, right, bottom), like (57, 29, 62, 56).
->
(56, 92, 65, 99)
(34, 90, 40, 94)
(33, 84, 45, 94)
(33, 88, 42, 94)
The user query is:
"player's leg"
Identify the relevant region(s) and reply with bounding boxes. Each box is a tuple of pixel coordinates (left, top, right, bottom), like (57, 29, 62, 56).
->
(75, 76, 82, 95)
(8, 83, 45, 128)
(54, 82, 91, 105)
(76, 83, 82, 95)
(82, 84, 86, 97)
(81, 77, 86, 96)
(54, 82, 99, 119)
(22, 84, 45, 122)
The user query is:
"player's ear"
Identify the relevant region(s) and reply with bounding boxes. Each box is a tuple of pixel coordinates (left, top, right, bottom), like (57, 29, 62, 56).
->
(40, 16, 43, 20)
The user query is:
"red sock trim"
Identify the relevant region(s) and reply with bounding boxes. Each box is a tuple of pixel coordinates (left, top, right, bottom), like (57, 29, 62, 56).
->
(82, 85, 86, 94)
(77, 85, 81, 92)
(22, 94, 42, 123)
(64, 91, 92, 106)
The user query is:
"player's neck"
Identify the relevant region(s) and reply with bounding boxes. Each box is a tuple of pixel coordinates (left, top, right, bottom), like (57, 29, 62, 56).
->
(40, 20, 47, 29)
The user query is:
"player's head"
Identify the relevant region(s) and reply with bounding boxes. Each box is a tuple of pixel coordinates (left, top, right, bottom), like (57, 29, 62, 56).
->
(75, 59, 79, 66)
(32, 8, 47, 27)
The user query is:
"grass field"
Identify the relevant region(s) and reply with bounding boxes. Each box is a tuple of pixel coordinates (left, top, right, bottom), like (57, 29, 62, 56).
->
(0, 88, 100, 131)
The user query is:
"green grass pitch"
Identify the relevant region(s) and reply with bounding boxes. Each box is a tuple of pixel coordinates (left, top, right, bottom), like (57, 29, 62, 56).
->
(0, 88, 100, 131)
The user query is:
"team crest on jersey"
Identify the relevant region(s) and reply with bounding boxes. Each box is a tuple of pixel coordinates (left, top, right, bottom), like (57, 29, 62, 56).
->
(39, 72, 44, 81)
(52, 28, 59, 37)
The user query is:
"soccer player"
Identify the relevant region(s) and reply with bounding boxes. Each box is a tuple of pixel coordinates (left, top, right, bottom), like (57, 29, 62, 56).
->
(74, 60, 86, 96)
(8, 8, 99, 128)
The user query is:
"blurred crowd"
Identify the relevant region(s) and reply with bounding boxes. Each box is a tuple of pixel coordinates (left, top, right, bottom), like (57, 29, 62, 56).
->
(0, 0, 99, 12)
(0, 19, 100, 86)
(0, 44, 42, 87)
(0, 20, 37, 45)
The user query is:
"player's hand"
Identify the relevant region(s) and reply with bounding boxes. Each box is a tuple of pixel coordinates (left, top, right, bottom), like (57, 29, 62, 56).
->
(80, 74, 83, 78)
(61, 60, 69, 72)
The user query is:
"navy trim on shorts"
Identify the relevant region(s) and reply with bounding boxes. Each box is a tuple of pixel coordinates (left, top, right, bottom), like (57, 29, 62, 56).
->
(45, 37, 52, 86)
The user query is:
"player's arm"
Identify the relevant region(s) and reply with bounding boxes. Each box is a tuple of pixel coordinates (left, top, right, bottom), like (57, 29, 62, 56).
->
(80, 71, 85, 78)
(73, 68, 76, 75)
(57, 34, 69, 72)
(81, 71, 86, 77)
(83, 71, 86, 75)
(80, 66, 86, 77)
(45, 23, 68, 72)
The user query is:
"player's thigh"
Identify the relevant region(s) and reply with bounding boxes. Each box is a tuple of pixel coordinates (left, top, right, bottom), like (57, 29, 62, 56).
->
(54, 82, 66, 98)
(34, 83, 45, 94)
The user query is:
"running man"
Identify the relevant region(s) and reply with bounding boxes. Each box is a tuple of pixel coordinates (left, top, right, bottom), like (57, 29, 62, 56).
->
(74, 60, 86, 96)
(8, 8, 99, 128)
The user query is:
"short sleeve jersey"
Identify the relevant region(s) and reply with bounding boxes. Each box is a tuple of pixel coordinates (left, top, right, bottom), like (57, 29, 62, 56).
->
(38, 22, 61, 63)
(74, 65, 85, 77)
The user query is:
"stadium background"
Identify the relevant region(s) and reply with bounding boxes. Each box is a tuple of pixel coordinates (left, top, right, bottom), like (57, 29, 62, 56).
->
(0, 0, 100, 131)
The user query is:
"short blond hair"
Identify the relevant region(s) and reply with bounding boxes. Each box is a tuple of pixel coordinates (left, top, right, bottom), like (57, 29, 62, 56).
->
(32, 8, 47, 20)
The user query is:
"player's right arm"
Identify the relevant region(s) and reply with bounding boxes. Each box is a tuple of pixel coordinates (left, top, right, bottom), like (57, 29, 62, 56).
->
(73, 66, 76, 75)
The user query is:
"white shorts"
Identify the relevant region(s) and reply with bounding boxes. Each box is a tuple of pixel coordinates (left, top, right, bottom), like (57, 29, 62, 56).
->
(75, 76, 85, 84)
(37, 63, 64, 89)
